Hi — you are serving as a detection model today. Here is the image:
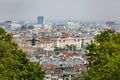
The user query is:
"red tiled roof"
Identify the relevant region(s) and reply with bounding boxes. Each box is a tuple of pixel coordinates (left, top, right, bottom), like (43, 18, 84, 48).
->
(42, 64, 54, 69)
(61, 32, 72, 38)
(38, 41, 52, 44)
(21, 47, 37, 51)
(61, 51, 72, 57)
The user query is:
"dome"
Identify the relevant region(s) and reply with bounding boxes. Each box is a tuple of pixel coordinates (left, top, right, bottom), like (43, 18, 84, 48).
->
(67, 20, 74, 27)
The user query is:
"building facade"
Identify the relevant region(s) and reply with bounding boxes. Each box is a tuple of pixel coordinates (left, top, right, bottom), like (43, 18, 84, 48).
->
(54, 37, 81, 50)
(37, 16, 44, 24)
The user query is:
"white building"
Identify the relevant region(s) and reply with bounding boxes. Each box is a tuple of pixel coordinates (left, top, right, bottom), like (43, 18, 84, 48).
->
(33, 24, 42, 30)
(10, 23, 21, 31)
(44, 24, 52, 30)
(83, 36, 93, 46)
(53, 37, 82, 50)
(37, 41, 54, 51)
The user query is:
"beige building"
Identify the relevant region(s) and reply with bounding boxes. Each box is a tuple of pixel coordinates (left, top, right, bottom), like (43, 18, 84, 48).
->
(53, 37, 81, 50)
(37, 41, 54, 51)
(83, 36, 93, 46)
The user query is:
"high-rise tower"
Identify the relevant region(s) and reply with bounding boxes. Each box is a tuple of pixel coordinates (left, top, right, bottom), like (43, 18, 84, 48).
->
(37, 16, 44, 24)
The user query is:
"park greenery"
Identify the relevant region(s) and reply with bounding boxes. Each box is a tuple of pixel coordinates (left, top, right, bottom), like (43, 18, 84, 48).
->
(83, 29, 120, 80)
(0, 28, 45, 80)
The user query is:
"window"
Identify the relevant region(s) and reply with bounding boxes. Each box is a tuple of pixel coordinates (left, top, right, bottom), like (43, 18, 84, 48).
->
(59, 40, 61, 42)
(63, 40, 65, 42)
(74, 39, 76, 41)
(78, 39, 80, 41)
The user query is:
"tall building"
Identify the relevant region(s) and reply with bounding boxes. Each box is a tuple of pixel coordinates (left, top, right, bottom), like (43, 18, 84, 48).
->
(37, 16, 44, 24)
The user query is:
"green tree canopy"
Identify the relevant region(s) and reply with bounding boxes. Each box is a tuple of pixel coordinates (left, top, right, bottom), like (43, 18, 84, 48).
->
(0, 28, 45, 80)
(83, 29, 120, 80)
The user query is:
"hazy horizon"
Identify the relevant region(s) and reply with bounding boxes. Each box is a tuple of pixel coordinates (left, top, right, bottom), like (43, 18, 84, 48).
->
(0, 0, 120, 22)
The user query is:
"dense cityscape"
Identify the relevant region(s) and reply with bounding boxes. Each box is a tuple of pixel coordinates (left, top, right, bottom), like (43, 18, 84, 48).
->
(0, 0, 120, 79)
(0, 16, 120, 80)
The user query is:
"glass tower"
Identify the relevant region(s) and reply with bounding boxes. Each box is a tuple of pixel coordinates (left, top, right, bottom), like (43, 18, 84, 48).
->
(37, 16, 44, 24)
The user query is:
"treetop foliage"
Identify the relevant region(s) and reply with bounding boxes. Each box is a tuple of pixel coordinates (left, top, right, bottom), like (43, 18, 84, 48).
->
(83, 29, 120, 80)
(0, 28, 45, 80)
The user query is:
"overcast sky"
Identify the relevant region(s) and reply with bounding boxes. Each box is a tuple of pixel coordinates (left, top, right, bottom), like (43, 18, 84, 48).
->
(0, 0, 120, 21)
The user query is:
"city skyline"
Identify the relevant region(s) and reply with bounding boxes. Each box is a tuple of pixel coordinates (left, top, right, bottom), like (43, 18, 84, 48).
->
(0, 0, 120, 22)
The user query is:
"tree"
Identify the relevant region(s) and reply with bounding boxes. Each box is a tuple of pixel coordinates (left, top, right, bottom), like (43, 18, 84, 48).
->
(0, 28, 45, 80)
(83, 29, 120, 80)
(66, 44, 76, 53)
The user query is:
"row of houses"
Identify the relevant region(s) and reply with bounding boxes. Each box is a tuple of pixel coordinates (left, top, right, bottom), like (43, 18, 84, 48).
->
(12, 31, 92, 52)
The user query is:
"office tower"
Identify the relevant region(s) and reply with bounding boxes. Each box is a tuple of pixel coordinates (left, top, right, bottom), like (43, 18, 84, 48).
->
(37, 16, 44, 24)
